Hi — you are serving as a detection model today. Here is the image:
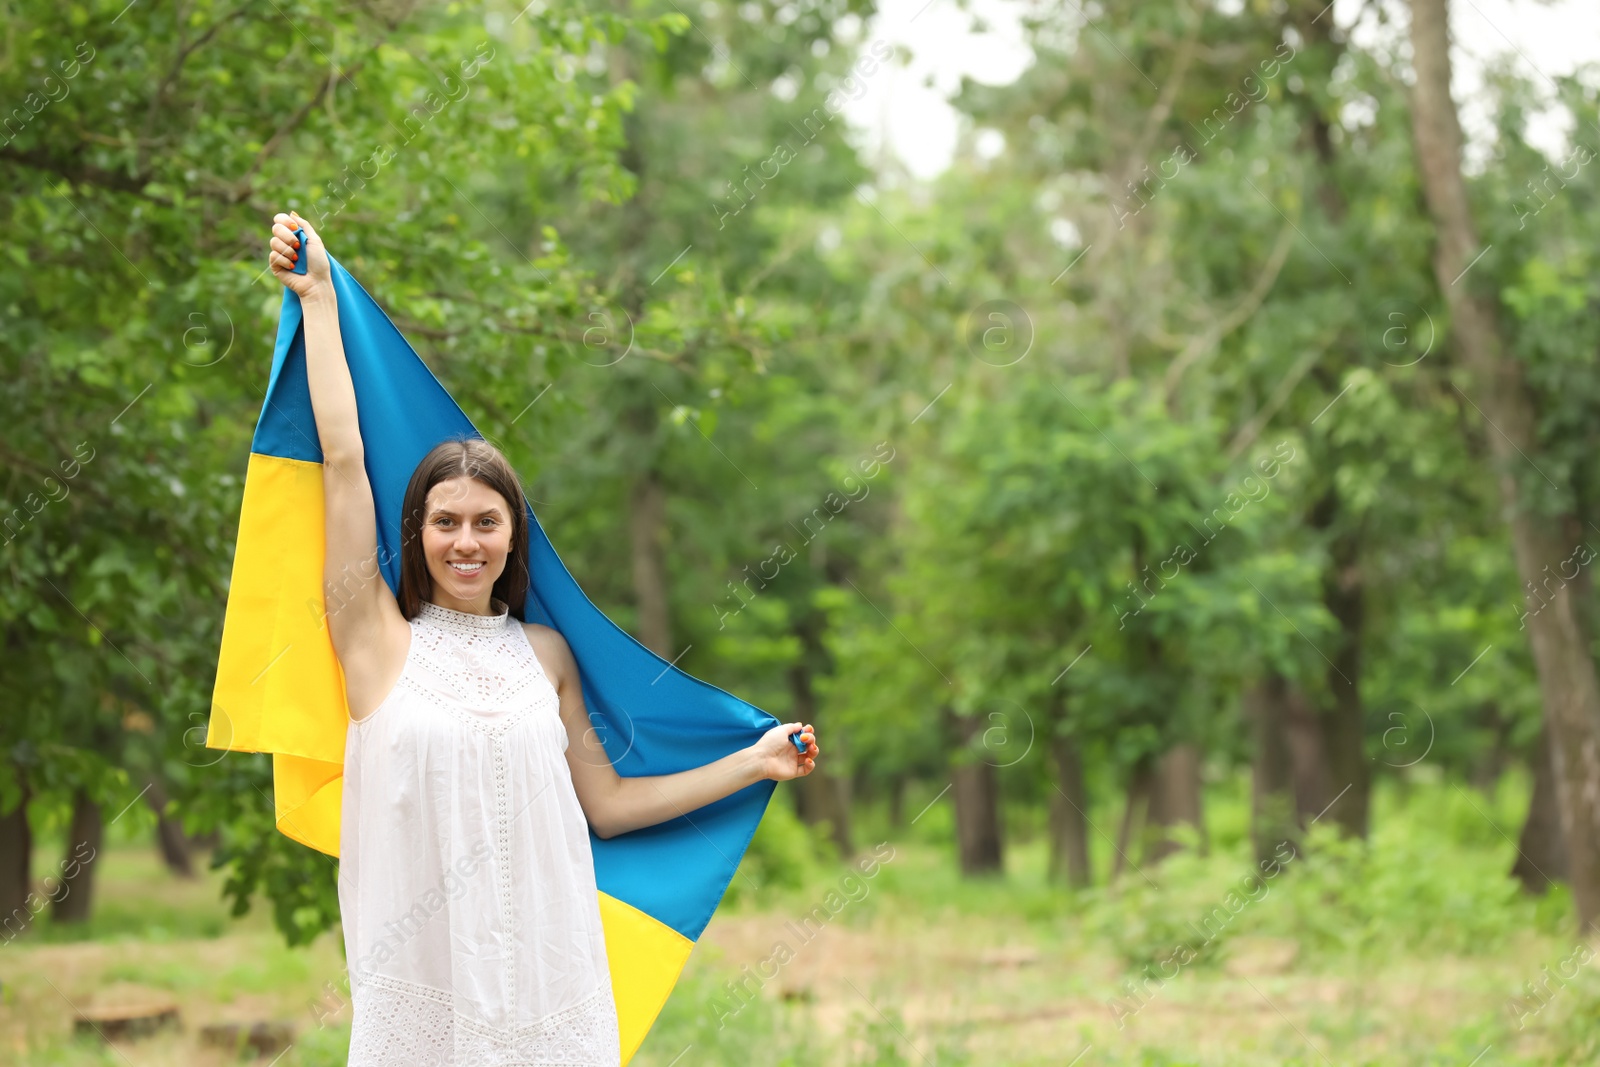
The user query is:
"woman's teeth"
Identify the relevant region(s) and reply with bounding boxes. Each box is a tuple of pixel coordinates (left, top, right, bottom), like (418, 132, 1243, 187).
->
(448, 561, 485, 574)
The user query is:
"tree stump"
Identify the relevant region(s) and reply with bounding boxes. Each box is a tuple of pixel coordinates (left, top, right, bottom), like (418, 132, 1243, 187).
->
(200, 1020, 297, 1057)
(73, 998, 180, 1042)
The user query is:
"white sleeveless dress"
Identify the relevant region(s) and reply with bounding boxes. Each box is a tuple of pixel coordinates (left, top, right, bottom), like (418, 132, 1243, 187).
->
(337, 597, 622, 1066)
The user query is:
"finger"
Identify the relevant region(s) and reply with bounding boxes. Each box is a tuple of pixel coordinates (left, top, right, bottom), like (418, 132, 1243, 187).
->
(270, 236, 298, 258)
(272, 221, 301, 244)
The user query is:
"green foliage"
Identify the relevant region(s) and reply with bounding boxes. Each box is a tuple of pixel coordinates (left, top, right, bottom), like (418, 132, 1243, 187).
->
(210, 764, 343, 949)
(0, 0, 688, 947)
(1261, 778, 1569, 958)
(1056, 774, 1571, 986)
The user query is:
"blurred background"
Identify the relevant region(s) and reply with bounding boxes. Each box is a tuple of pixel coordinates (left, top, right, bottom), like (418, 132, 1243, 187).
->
(5, 0, 1600, 1063)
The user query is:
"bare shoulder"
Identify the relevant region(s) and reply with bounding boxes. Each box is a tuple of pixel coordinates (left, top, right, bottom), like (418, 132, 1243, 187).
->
(520, 621, 576, 689)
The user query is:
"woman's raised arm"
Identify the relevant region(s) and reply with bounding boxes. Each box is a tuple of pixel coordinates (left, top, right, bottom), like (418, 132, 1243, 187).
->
(268, 211, 408, 720)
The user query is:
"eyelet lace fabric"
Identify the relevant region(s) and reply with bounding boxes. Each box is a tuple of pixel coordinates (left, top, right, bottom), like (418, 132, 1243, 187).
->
(339, 598, 621, 1066)
(348, 970, 619, 1067)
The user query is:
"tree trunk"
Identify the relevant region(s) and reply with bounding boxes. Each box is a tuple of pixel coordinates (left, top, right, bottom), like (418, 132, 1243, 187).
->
(1284, 684, 1334, 824)
(1247, 674, 1299, 865)
(1409, 0, 1600, 931)
(0, 776, 31, 932)
(1471, 703, 1510, 791)
(608, 39, 676, 666)
(886, 774, 905, 829)
(945, 707, 1003, 876)
(1309, 491, 1370, 838)
(627, 468, 673, 658)
(1145, 743, 1206, 863)
(1047, 729, 1092, 888)
(786, 617, 852, 857)
(53, 787, 102, 924)
(1110, 760, 1153, 884)
(1288, 0, 1350, 223)
(1514, 730, 1569, 893)
(1283, 0, 1371, 839)
(1323, 524, 1369, 837)
(790, 759, 852, 857)
(146, 779, 195, 879)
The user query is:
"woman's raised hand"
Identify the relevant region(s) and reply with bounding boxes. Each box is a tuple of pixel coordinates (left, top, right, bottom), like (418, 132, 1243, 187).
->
(754, 722, 819, 782)
(268, 210, 332, 301)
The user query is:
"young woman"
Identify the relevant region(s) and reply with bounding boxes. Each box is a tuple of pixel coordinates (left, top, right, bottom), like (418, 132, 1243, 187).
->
(267, 210, 820, 1066)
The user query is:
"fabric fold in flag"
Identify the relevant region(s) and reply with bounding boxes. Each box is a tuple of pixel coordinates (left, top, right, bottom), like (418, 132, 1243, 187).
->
(208, 247, 779, 1062)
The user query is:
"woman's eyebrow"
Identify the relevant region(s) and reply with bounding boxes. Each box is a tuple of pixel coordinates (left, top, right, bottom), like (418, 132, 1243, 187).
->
(428, 506, 506, 518)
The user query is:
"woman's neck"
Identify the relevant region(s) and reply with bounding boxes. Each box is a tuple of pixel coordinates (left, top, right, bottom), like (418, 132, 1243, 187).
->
(428, 590, 497, 616)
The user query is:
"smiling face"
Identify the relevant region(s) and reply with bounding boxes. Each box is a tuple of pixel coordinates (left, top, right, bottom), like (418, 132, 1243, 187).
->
(420, 475, 514, 610)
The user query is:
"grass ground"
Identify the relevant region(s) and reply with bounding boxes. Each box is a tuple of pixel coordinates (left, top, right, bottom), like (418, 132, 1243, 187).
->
(3, 772, 1597, 1066)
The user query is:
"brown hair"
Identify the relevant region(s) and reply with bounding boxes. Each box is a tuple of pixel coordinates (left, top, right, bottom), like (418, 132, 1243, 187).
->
(397, 438, 530, 620)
